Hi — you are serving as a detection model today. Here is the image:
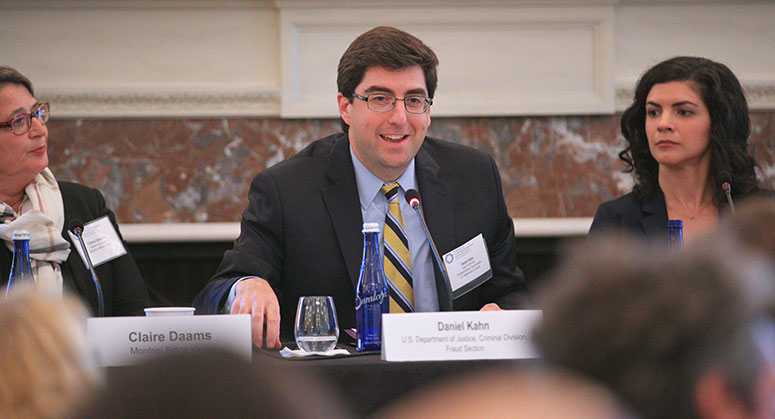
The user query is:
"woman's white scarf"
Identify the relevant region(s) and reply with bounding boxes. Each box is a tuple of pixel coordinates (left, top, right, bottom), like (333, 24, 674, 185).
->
(0, 168, 70, 294)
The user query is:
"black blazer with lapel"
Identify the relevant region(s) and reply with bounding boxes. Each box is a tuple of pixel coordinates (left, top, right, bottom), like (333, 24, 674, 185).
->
(1, 182, 151, 316)
(588, 189, 669, 242)
(589, 187, 773, 241)
(194, 133, 527, 338)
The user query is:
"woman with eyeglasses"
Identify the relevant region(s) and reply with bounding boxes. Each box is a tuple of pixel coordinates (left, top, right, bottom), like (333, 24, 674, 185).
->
(589, 57, 763, 245)
(0, 66, 150, 316)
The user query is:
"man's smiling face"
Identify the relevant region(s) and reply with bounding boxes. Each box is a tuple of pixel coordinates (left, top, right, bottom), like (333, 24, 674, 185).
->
(338, 65, 431, 182)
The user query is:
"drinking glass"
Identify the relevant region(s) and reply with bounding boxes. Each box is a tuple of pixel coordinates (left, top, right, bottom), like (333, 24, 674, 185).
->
(294, 296, 339, 352)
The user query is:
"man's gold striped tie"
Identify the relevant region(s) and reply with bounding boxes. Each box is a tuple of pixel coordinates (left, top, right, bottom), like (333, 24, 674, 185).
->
(380, 183, 414, 312)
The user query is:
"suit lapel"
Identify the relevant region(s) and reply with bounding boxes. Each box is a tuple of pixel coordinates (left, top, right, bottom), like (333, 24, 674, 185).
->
(415, 145, 454, 310)
(321, 135, 364, 290)
(640, 188, 669, 241)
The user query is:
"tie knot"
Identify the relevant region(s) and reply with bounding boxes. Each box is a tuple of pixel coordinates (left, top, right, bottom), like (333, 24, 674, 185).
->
(380, 183, 400, 201)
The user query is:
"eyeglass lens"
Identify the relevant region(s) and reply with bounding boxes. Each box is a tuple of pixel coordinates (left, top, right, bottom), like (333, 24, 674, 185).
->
(12, 103, 49, 134)
(368, 95, 428, 113)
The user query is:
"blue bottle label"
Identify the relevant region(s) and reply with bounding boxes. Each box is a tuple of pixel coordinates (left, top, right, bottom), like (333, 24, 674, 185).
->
(354, 291, 387, 310)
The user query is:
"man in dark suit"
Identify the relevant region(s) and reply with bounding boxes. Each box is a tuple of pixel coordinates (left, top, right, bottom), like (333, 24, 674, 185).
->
(194, 26, 526, 347)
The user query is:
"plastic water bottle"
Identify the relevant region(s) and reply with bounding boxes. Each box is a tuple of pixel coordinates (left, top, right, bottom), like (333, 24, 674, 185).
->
(668, 219, 683, 251)
(355, 222, 389, 352)
(6, 230, 34, 296)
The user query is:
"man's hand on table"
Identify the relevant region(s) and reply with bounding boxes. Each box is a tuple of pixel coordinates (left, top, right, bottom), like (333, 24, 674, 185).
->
(231, 277, 281, 348)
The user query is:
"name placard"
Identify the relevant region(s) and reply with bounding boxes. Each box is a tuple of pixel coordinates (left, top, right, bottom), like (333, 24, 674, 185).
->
(87, 314, 251, 366)
(381, 310, 542, 362)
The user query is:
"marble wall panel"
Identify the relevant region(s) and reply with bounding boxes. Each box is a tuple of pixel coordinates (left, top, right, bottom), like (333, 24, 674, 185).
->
(46, 112, 775, 223)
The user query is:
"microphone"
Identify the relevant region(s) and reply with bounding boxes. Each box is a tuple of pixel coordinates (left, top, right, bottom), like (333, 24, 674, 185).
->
(404, 189, 453, 310)
(716, 171, 736, 214)
(67, 219, 104, 317)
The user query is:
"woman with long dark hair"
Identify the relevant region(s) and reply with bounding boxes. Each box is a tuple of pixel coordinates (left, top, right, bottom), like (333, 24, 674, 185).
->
(589, 56, 759, 243)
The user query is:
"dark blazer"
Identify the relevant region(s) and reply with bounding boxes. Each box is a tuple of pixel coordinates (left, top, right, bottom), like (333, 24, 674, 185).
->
(588, 189, 669, 242)
(1, 182, 151, 316)
(194, 133, 527, 338)
(590, 188, 772, 241)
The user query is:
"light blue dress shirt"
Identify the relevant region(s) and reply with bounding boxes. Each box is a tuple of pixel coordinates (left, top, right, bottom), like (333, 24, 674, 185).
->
(349, 146, 438, 312)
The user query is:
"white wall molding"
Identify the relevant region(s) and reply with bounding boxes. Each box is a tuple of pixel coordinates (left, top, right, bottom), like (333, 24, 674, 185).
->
(275, 0, 618, 7)
(279, 4, 615, 117)
(5, 0, 273, 9)
(3, 1, 773, 118)
(38, 87, 280, 118)
(741, 83, 775, 111)
(119, 218, 593, 243)
(615, 82, 775, 112)
(3, 2, 280, 118)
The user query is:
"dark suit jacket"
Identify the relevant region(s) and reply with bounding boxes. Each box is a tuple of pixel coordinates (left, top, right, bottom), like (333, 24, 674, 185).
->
(588, 189, 670, 243)
(590, 188, 771, 241)
(1, 182, 151, 316)
(194, 133, 527, 338)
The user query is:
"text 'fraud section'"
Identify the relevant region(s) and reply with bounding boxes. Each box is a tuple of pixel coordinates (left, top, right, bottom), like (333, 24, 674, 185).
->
(381, 310, 542, 362)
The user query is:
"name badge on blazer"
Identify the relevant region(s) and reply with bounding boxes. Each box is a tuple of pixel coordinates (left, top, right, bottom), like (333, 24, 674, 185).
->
(443, 234, 493, 299)
(68, 215, 127, 267)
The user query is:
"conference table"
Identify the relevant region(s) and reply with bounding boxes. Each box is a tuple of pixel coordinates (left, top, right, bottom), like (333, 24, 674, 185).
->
(254, 342, 534, 416)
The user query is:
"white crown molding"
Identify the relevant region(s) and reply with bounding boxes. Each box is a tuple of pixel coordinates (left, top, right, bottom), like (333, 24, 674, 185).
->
(280, 5, 615, 117)
(5, 0, 273, 9)
(37, 87, 280, 118)
(617, 0, 769, 4)
(615, 82, 775, 112)
(40, 83, 773, 118)
(273, 0, 760, 7)
(275, 0, 618, 7)
(743, 83, 775, 110)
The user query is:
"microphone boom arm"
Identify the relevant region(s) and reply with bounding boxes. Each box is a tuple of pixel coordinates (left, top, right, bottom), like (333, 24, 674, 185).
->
(72, 226, 105, 317)
(405, 189, 454, 310)
(722, 183, 736, 214)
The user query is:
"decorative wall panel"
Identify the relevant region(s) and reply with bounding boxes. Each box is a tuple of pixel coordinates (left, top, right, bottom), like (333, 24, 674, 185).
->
(46, 113, 775, 224)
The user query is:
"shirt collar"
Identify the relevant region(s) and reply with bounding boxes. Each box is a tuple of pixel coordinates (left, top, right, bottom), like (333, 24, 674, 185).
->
(350, 145, 417, 210)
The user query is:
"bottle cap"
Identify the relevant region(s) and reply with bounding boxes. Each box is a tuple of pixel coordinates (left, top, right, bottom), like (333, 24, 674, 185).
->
(667, 219, 683, 228)
(362, 222, 380, 233)
(12, 230, 31, 241)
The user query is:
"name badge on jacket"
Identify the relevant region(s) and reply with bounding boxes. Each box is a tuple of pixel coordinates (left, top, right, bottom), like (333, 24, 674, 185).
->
(68, 215, 127, 267)
(443, 234, 493, 299)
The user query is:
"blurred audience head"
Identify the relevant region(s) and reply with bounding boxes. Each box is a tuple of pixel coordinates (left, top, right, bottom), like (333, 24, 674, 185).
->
(375, 366, 630, 419)
(716, 196, 775, 317)
(76, 348, 352, 419)
(0, 288, 102, 418)
(533, 235, 775, 419)
(619, 56, 758, 204)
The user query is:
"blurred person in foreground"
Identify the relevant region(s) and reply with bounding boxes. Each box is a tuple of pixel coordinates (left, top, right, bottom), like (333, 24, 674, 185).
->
(589, 57, 761, 244)
(533, 235, 775, 419)
(0, 287, 103, 418)
(194, 26, 527, 347)
(76, 348, 352, 419)
(715, 196, 775, 318)
(0, 66, 150, 315)
(374, 367, 631, 419)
